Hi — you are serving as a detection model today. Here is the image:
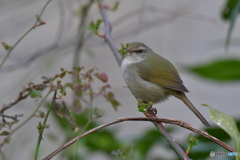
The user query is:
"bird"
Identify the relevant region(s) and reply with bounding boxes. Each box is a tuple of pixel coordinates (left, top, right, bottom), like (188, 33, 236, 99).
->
(120, 42, 210, 127)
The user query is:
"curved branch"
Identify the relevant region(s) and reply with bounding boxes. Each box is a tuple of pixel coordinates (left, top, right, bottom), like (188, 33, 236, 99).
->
(42, 117, 235, 160)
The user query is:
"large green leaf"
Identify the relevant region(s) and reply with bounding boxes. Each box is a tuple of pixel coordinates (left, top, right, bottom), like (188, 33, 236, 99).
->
(223, 0, 240, 52)
(206, 105, 240, 155)
(187, 59, 240, 81)
(221, 0, 240, 20)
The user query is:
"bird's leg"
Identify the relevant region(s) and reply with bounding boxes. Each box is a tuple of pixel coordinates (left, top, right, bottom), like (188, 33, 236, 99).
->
(144, 101, 157, 117)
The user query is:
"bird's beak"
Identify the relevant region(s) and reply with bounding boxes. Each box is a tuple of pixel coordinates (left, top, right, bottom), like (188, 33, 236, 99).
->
(126, 49, 133, 53)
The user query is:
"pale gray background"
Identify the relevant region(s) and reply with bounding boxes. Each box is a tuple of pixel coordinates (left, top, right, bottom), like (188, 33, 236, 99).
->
(0, 0, 240, 159)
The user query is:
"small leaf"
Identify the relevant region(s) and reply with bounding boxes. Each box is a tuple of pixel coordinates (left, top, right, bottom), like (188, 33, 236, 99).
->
(186, 134, 198, 155)
(94, 73, 108, 83)
(105, 92, 120, 110)
(38, 111, 45, 118)
(118, 43, 129, 58)
(59, 71, 66, 78)
(74, 66, 83, 72)
(76, 79, 82, 85)
(187, 59, 240, 81)
(0, 131, 10, 136)
(188, 134, 198, 145)
(2, 42, 13, 51)
(29, 89, 40, 98)
(206, 105, 240, 152)
(113, 1, 119, 11)
(87, 20, 102, 35)
(65, 83, 74, 90)
(96, 19, 102, 28)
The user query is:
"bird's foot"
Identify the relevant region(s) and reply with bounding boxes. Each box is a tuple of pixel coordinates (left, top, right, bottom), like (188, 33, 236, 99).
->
(145, 106, 157, 117)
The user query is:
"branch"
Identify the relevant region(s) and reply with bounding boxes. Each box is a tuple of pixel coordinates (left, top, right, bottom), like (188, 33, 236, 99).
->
(0, 81, 49, 115)
(98, 0, 122, 65)
(42, 117, 235, 160)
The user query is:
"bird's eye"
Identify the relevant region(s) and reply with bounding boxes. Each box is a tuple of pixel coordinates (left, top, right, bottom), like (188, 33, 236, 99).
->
(134, 49, 144, 53)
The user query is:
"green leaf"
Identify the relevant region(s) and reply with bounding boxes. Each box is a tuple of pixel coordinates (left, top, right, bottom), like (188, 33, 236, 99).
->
(105, 92, 120, 110)
(221, 0, 240, 20)
(96, 19, 102, 29)
(206, 105, 240, 152)
(29, 89, 41, 98)
(118, 43, 129, 58)
(224, 0, 240, 52)
(113, 1, 119, 11)
(87, 20, 102, 35)
(0, 131, 10, 136)
(188, 134, 198, 146)
(59, 71, 66, 78)
(65, 83, 74, 90)
(187, 59, 240, 81)
(1, 42, 13, 51)
(186, 134, 198, 155)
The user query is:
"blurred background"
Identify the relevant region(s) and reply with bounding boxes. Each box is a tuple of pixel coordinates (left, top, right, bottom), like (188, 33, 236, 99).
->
(0, 0, 240, 159)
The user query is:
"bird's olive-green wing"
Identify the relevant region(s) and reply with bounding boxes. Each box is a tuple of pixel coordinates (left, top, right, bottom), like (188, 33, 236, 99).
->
(136, 55, 189, 92)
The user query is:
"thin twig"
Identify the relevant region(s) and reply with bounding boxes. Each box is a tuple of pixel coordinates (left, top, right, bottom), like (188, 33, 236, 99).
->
(1, 4, 221, 72)
(0, 82, 48, 114)
(0, 148, 6, 160)
(42, 117, 235, 160)
(52, 0, 66, 47)
(0, 113, 23, 121)
(73, 0, 94, 68)
(0, 91, 52, 149)
(34, 90, 57, 160)
(0, 0, 52, 70)
(147, 109, 189, 160)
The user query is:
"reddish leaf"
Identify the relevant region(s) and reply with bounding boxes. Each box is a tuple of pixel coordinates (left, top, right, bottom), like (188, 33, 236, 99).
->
(94, 73, 108, 83)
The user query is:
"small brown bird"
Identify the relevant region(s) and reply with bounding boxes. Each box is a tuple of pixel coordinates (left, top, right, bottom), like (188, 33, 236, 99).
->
(121, 42, 210, 127)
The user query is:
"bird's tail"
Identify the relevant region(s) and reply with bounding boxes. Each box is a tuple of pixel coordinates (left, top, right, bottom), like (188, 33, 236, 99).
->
(177, 92, 210, 127)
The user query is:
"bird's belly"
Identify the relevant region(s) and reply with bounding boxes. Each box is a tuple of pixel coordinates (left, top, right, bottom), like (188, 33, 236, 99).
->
(121, 57, 169, 103)
(124, 73, 169, 103)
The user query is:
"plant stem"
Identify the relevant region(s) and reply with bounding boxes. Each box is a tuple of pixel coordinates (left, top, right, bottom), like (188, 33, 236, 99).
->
(0, 91, 52, 154)
(98, 0, 122, 65)
(0, 0, 52, 70)
(154, 122, 189, 159)
(0, 148, 6, 160)
(34, 91, 56, 160)
(73, 0, 94, 69)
